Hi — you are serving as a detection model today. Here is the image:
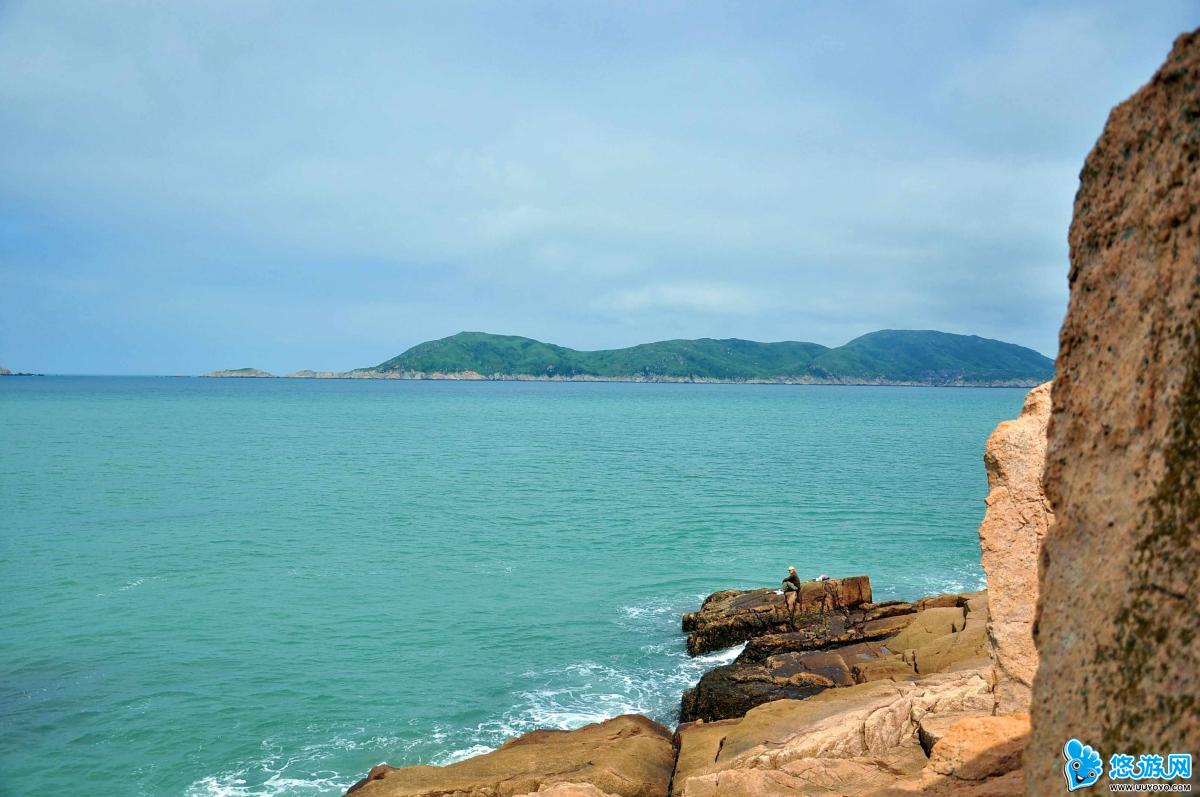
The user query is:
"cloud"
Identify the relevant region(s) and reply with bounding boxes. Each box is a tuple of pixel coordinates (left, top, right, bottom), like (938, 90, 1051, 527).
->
(0, 0, 1195, 372)
(598, 282, 768, 316)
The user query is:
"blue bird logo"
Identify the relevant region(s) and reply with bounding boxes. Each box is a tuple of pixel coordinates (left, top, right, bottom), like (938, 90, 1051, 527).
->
(1063, 738, 1103, 790)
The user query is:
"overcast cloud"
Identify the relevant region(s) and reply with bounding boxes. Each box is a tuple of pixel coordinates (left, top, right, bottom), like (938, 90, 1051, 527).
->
(1, 1, 1196, 374)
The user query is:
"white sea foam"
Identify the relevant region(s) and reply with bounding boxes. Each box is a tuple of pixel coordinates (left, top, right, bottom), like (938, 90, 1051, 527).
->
(430, 744, 496, 765)
(185, 599, 745, 795)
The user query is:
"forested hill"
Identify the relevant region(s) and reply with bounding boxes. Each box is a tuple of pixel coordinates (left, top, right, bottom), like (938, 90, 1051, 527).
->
(368, 330, 1055, 386)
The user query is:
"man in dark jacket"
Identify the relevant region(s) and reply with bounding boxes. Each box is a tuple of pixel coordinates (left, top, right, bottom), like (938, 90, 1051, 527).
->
(782, 565, 802, 610)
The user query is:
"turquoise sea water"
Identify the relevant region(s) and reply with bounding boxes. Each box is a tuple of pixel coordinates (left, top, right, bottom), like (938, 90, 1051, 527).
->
(0, 377, 1027, 796)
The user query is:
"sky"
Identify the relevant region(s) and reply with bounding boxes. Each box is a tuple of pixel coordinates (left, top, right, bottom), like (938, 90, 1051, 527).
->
(1, 2, 1196, 375)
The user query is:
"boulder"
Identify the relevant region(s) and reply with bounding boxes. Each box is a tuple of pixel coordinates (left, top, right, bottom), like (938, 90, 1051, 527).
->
(867, 714, 1029, 796)
(1031, 30, 1200, 785)
(682, 576, 872, 655)
(926, 715, 1029, 782)
(978, 381, 1053, 714)
(343, 715, 674, 797)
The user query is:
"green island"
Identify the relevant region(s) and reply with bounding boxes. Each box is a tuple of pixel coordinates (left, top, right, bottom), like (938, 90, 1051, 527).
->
(358, 329, 1054, 386)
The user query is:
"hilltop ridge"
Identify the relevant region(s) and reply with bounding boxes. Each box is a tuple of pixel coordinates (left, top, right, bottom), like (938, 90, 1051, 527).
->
(362, 329, 1054, 386)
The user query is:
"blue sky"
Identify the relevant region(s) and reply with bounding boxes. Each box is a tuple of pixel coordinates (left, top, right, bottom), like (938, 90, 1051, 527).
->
(1, 2, 1196, 374)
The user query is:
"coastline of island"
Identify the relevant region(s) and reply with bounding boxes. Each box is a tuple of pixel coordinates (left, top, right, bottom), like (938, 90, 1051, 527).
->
(204, 328, 1056, 387)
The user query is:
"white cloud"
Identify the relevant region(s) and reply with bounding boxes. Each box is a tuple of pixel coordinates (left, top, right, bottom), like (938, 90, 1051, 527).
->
(597, 282, 768, 316)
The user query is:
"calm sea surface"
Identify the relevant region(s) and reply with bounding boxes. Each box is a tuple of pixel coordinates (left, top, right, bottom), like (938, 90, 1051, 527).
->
(0, 377, 1028, 796)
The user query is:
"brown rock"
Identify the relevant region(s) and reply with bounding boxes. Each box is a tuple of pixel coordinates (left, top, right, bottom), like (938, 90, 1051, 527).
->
(673, 669, 995, 796)
(683, 594, 985, 722)
(914, 594, 968, 611)
(343, 714, 674, 797)
(917, 712, 978, 757)
(681, 743, 929, 797)
(912, 624, 990, 675)
(1031, 29, 1200, 787)
(887, 607, 968, 652)
(927, 715, 1029, 781)
(852, 655, 917, 684)
(682, 576, 873, 655)
(514, 785, 623, 797)
(867, 715, 1028, 797)
(978, 382, 1053, 714)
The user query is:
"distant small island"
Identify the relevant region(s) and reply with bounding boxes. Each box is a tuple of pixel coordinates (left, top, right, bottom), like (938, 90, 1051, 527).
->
(204, 368, 276, 378)
(206, 329, 1056, 386)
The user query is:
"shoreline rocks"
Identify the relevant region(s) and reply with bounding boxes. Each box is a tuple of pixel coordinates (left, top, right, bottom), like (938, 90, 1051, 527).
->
(681, 576, 872, 655)
(680, 586, 991, 722)
(345, 714, 674, 797)
(673, 667, 1003, 796)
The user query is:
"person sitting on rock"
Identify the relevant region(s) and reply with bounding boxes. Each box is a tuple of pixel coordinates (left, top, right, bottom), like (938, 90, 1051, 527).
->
(782, 565, 802, 609)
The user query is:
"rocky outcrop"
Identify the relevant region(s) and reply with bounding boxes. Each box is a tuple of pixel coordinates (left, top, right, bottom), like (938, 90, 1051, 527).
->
(681, 592, 990, 722)
(344, 714, 674, 797)
(203, 368, 276, 378)
(681, 576, 872, 655)
(978, 382, 1052, 715)
(673, 668, 998, 796)
(867, 714, 1029, 796)
(1030, 29, 1200, 786)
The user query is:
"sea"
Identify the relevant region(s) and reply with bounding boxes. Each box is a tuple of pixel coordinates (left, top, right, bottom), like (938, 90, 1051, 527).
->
(0, 376, 1029, 796)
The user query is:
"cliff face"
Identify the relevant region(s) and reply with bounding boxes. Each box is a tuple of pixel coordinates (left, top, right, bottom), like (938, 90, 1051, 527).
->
(978, 382, 1053, 714)
(1031, 29, 1200, 787)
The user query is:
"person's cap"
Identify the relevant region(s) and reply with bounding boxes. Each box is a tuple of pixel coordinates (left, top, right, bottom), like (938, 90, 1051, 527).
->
(788, 566, 796, 571)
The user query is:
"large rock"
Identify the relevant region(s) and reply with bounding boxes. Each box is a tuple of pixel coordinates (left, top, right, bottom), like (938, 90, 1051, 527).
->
(673, 669, 995, 796)
(867, 714, 1029, 796)
(1031, 30, 1200, 786)
(682, 576, 872, 655)
(978, 381, 1052, 714)
(344, 715, 674, 797)
(682, 594, 989, 722)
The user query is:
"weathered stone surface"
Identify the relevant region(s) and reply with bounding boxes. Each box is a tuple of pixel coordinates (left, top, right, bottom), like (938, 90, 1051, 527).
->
(514, 785, 622, 797)
(682, 595, 988, 721)
(978, 381, 1053, 715)
(682, 576, 872, 655)
(1031, 30, 1200, 787)
(927, 715, 1029, 782)
(916, 712, 978, 757)
(673, 669, 994, 796)
(344, 715, 673, 797)
(887, 607, 968, 652)
(853, 655, 917, 685)
(910, 624, 989, 676)
(681, 743, 929, 797)
(869, 715, 1029, 796)
(914, 594, 969, 612)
